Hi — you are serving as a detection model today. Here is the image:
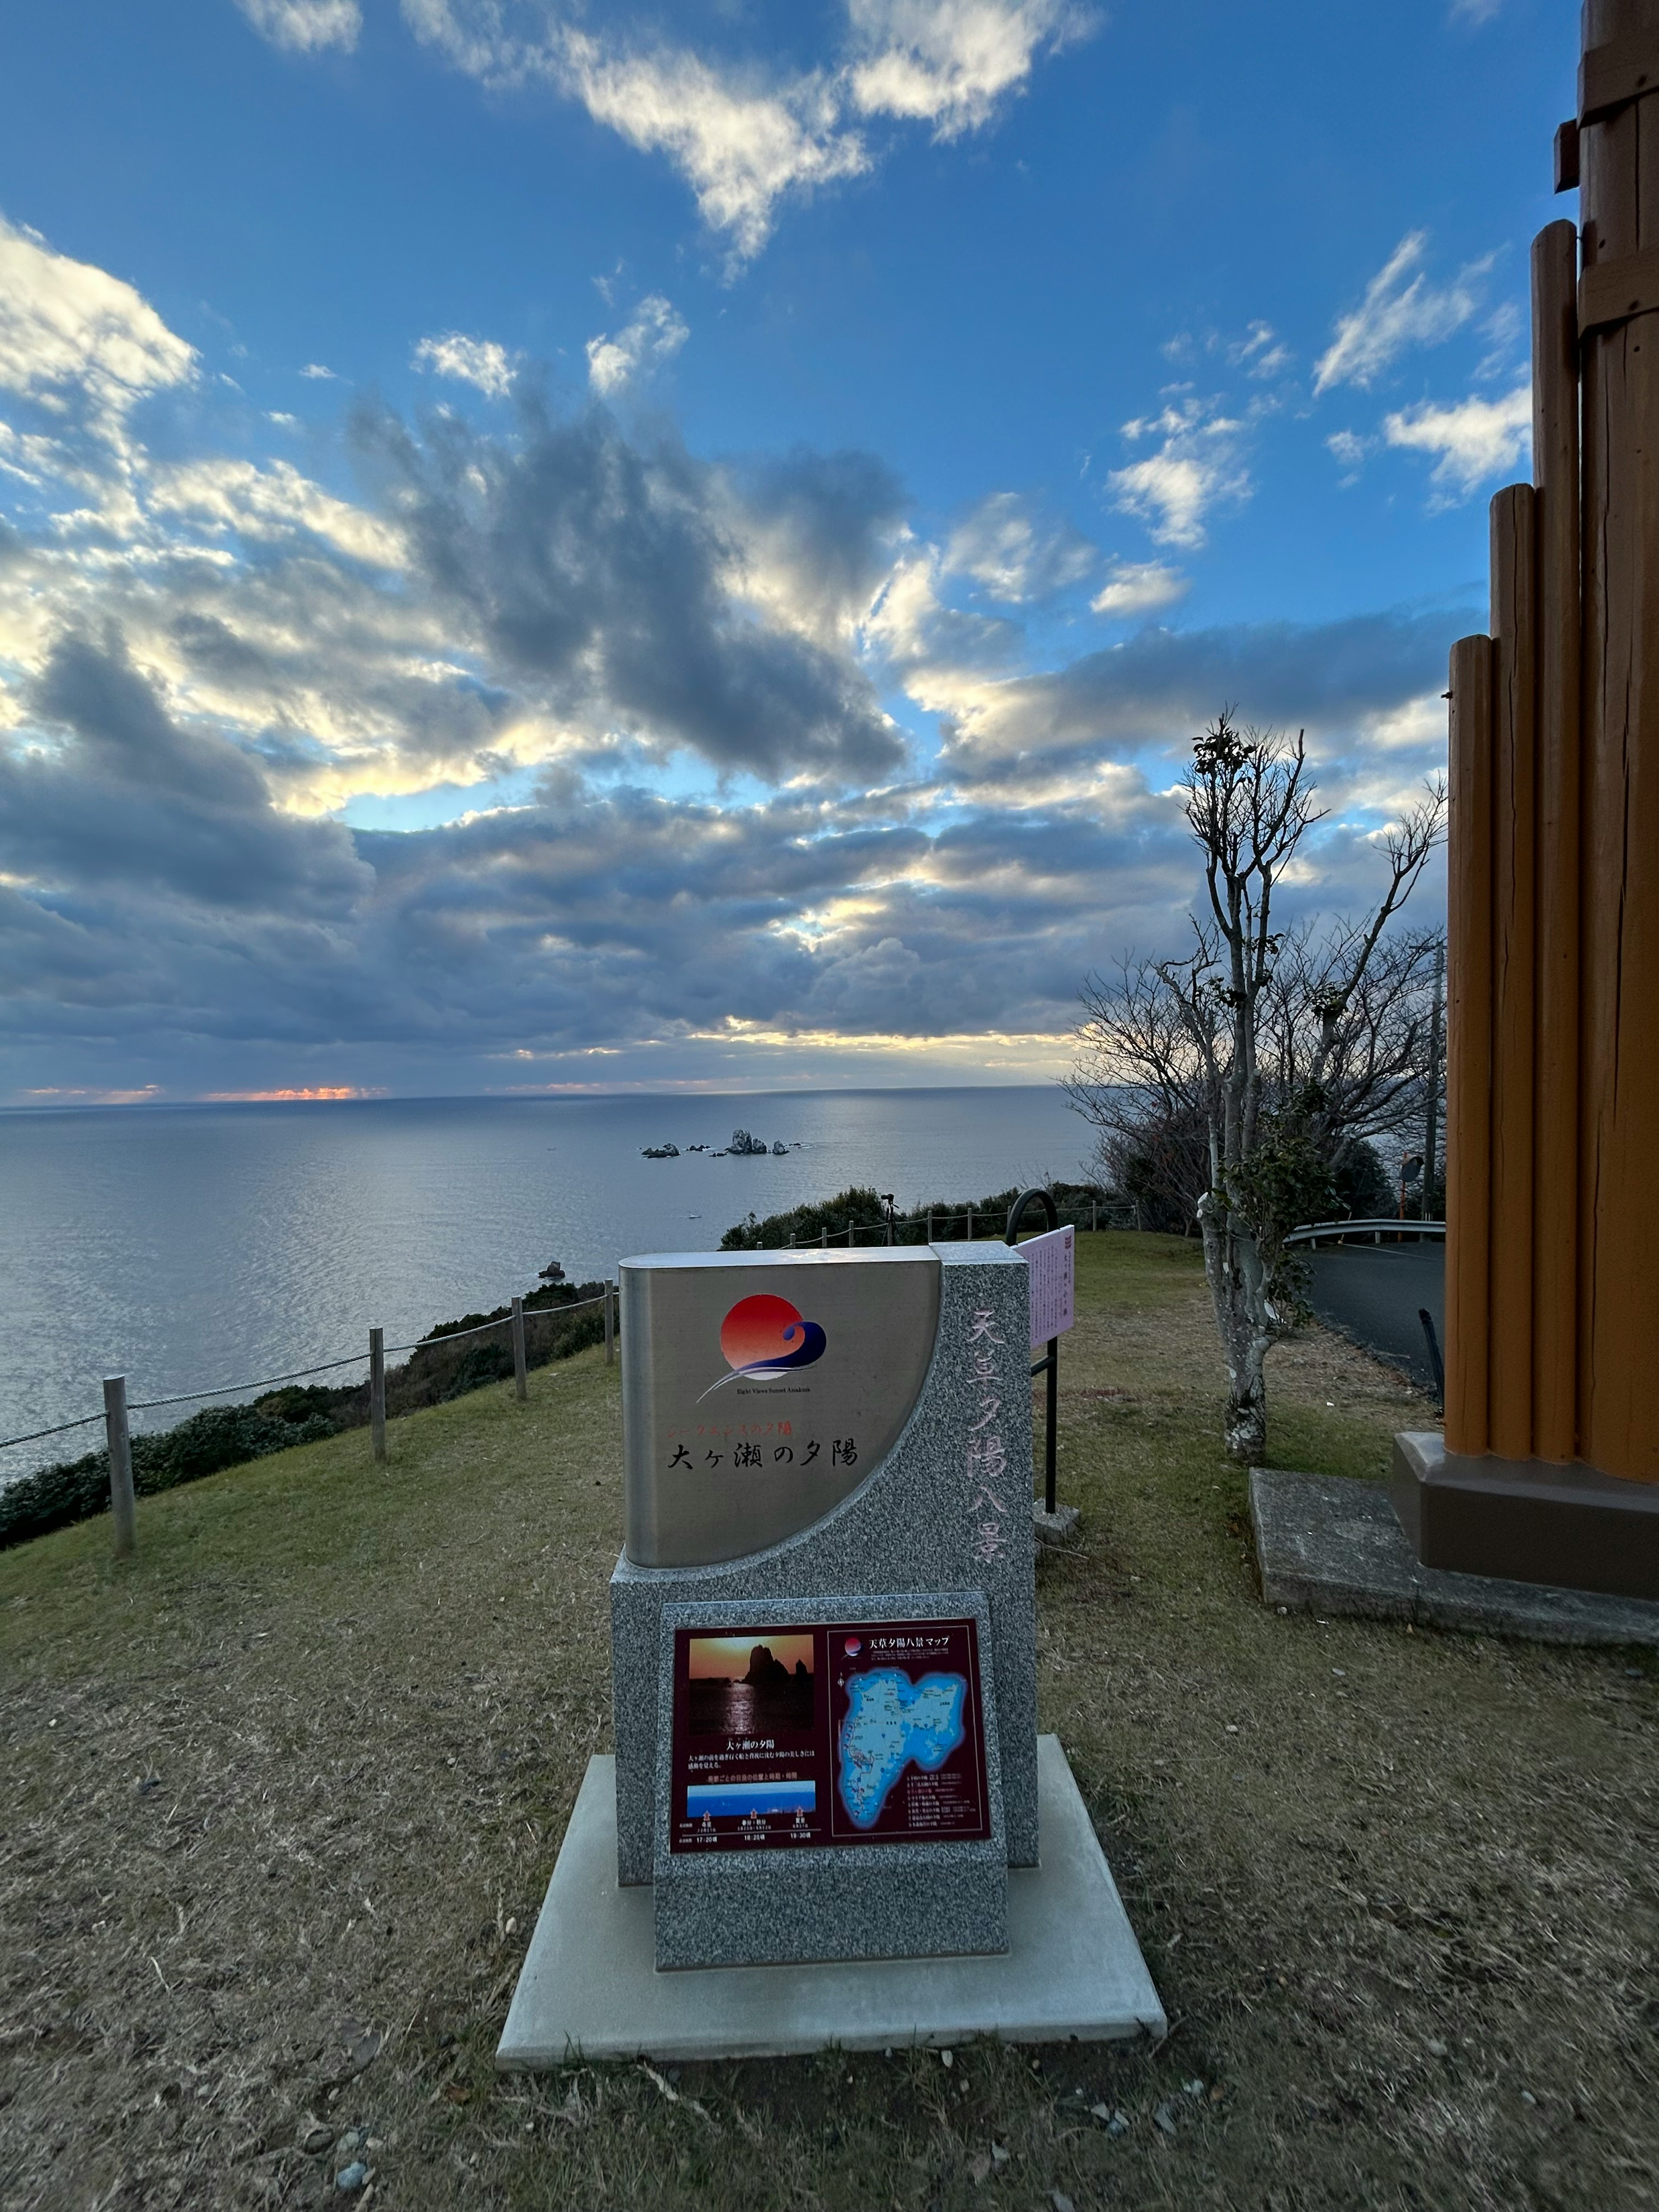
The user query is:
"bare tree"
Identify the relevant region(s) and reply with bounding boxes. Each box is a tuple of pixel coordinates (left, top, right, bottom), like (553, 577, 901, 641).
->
(1067, 711, 1445, 1462)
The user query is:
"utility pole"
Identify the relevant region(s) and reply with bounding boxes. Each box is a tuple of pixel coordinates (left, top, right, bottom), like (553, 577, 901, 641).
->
(1424, 940, 1443, 1219)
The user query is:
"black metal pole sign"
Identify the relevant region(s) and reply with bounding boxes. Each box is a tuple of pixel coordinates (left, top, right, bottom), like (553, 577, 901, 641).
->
(1005, 1188, 1064, 1515)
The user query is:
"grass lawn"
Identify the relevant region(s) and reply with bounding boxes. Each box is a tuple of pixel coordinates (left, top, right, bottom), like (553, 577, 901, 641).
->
(3, 1233, 1654, 2212)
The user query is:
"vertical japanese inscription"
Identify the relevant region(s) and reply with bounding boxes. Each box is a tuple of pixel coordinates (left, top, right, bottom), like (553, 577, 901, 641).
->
(966, 1306, 1012, 1564)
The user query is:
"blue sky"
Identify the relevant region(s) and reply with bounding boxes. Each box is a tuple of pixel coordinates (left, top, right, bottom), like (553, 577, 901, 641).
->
(0, 0, 1565, 1102)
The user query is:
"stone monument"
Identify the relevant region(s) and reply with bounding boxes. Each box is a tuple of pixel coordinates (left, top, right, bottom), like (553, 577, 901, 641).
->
(1392, 0, 1659, 1600)
(498, 1239, 1164, 2063)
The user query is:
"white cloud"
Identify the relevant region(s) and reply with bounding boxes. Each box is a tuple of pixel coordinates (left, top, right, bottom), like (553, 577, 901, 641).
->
(1314, 233, 1486, 396)
(413, 332, 517, 398)
(944, 491, 1096, 601)
(1383, 383, 1530, 502)
(1230, 321, 1291, 379)
(1451, 0, 1502, 22)
(586, 296, 689, 396)
(863, 543, 1018, 676)
(1325, 428, 1373, 486)
(300, 362, 337, 379)
(0, 216, 196, 432)
(397, 0, 521, 80)
(846, 0, 1089, 139)
(400, 2, 1079, 265)
(1360, 691, 1448, 756)
(561, 34, 869, 266)
(1090, 562, 1189, 619)
(147, 456, 406, 567)
(235, 0, 362, 54)
(1109, 398, 1249, 550)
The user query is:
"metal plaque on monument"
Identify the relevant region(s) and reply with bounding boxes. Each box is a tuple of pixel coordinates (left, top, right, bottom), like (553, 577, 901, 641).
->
(499, 1239, 1164, 2063)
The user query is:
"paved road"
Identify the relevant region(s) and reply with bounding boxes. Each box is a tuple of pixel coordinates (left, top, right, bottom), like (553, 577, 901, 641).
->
(1303, 1242, 1445, 1393)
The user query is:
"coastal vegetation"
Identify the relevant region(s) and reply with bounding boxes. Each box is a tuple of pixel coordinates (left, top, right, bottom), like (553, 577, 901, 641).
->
(719, 1181, 1105, 1250)
(3, 1231, 1650, 2208)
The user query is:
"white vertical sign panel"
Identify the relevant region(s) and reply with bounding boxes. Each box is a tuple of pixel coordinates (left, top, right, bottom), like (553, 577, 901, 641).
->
(1020, 1224, 1074, 1350)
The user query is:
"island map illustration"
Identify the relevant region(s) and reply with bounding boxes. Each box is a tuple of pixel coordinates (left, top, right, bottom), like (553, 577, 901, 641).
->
(836, 1668, 968, 1828)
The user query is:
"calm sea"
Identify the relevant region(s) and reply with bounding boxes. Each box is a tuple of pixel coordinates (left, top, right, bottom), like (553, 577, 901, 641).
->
(0, 1086, 1088, 1473)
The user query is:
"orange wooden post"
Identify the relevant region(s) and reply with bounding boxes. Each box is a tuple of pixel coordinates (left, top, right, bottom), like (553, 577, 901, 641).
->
(1529, 218, 1582, 1464)
(1486, 485, 1538, 1459)
(1578, 0, 1659, 1484)
(1396, 0, 1659, 1597)
(1444, 634, 1495, 1458)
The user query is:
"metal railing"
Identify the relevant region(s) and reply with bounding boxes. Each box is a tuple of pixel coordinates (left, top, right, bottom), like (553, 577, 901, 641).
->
(784, 1196, 1135, 1248)
(1284, 1218, 1447, 1248)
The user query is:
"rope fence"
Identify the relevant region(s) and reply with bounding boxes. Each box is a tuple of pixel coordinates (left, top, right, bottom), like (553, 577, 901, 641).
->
(0, 1287, 620, 1548)
(3, 1203, 1140, 1551)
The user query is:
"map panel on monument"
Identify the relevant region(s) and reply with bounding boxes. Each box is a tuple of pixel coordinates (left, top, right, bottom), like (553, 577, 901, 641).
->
(620, 1249, 942, 1567)
(667, 1617, 991, 1855)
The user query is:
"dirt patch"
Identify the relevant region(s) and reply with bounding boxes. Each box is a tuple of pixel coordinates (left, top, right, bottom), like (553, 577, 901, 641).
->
(2, 1234, 1655, 2210)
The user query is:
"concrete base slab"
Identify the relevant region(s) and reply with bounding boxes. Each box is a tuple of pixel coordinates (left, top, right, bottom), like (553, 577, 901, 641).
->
(1390, 1430, 1659, 1599)
(1251, 1467, 1659, 1646)
(497, 1737, 1166, 2066)
(1032, 1503, 1081, 1546)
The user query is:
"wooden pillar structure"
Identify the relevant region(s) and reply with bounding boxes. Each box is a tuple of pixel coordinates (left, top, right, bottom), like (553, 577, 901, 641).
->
(1394, 0, 1659, 1596)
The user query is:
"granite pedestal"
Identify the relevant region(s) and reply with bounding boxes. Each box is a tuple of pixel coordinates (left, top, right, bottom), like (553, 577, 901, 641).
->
(497, 1738, 1166, 2066)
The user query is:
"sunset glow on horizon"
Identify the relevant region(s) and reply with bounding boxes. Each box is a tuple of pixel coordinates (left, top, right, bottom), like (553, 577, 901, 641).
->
(201, 1088, 387, 1103)
(687, 1634, 815, 1681)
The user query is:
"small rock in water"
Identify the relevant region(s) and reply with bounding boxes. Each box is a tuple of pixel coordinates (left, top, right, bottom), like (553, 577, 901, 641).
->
(1154, 2100, 1179, 2136)
(1426, 2040, 1448, 2058)
(335, 2161, 369, 2193)
(1049, 2194, 1076, 2212)
(1183, 2078, 1205, 2097)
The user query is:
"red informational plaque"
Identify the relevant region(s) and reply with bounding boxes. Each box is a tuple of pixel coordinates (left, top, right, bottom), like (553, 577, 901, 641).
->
(668, 1618, 991, 1853)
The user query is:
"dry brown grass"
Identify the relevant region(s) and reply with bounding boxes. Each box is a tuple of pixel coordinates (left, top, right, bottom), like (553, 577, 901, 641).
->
(2, 1233, 1654, 2212)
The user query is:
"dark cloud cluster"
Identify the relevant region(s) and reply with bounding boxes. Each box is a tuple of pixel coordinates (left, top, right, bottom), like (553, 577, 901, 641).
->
(0, 620, 1194, 1088)
(0, 244, 1466, 1099)
(355, 399, 906, 784)
(938, 606, 1466, 782)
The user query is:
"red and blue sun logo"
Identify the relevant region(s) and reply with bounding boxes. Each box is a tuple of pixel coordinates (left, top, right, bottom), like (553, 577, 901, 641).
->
(699, 1292, 827, 1399)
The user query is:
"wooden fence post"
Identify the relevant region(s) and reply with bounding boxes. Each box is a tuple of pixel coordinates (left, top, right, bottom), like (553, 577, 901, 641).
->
(103, 1375, 135, 1560)
(604, 1286, 615, 1365)
(967, 1207, 975, 1242)
(370, 1327, 386, 1462)
(926, 1210, 934, 1243)
(512, 1296, 528, 1401)
(1092, 1200, 1099, 1233)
